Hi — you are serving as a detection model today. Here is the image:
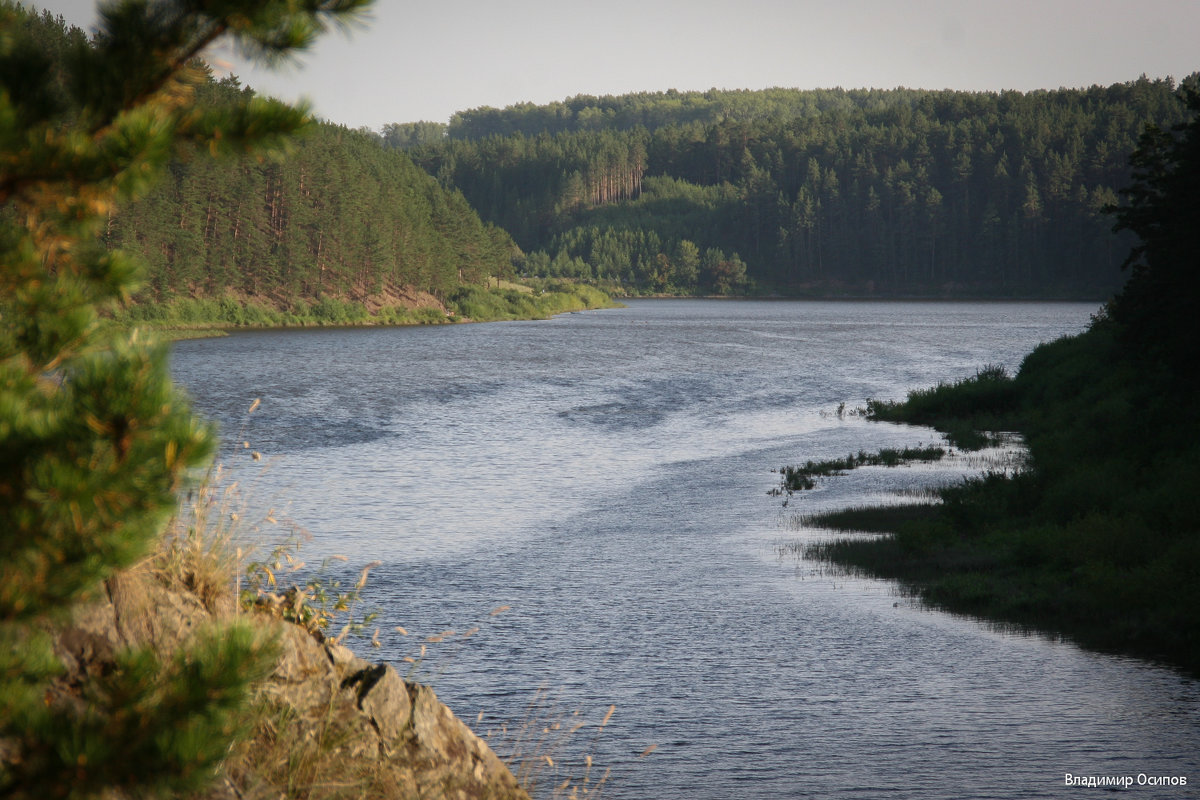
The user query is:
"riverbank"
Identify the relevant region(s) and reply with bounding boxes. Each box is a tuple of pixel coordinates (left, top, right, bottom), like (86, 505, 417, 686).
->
(114, 281, 619, 338)
(798, 319, 1200, 675)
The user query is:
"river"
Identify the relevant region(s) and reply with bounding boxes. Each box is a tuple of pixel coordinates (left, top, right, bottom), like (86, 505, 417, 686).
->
(171, 299, 1200, 799)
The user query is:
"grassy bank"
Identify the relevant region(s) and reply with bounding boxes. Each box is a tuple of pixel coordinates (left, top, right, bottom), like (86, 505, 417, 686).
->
(114, 281, 619, 335)
(446, 281, 617, 321)
(800, 320, 1200, 674)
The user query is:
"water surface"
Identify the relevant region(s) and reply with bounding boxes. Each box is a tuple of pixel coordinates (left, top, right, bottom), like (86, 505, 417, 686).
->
(172, 300, 1200, 799)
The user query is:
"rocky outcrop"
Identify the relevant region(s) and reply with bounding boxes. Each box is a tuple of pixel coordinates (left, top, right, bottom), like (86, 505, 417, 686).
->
(261, 622, 529, 799)
(46, 564, 530, 800)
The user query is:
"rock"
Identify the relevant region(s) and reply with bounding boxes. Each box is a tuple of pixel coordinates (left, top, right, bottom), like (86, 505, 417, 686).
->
(30, 568, 531, 800)
(344, 662, 412, 746)
(50, 565, 210, 688)
(106, 566, 210, 653)
(326, 640, 371, 674)
(269, 627, 529, 798)
(408, 683, 528, 800)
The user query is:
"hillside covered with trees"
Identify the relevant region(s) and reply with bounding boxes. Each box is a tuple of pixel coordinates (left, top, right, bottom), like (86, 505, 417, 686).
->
(109, 78, 519, 305)
(402, 82, 1194, 296)
(17, 9, 528, 319)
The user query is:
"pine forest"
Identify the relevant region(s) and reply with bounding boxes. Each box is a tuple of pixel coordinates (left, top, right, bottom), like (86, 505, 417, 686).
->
(403, 82, 1193, 296)
(109, 76, 517, 305)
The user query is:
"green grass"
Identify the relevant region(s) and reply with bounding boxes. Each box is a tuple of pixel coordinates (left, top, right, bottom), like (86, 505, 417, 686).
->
(797, 321, 1200, 674)
(802, 503, 943, 534)
(447, 282, 620, 322)
(115, 295, 386, 329)
(867, 364, 1017, 450)
(112, 281, 619, 333)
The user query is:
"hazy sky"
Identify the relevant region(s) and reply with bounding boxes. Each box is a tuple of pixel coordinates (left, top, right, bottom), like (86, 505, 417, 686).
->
(28, 0, 1200, 131)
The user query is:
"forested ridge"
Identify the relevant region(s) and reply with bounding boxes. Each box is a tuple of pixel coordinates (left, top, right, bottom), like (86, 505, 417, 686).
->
(110, 81, 519, 304)
(19, 9, 520, 314)
(402, 81, 1195, 296)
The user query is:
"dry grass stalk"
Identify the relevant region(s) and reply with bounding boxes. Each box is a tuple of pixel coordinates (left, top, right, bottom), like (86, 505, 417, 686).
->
(154, 464, 244, 614)
(223, 695, 408, 800)
(485, 689, 613, 799)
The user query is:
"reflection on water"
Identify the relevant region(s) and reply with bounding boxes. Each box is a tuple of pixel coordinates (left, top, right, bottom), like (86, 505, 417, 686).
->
(172, 300, 1200, 800)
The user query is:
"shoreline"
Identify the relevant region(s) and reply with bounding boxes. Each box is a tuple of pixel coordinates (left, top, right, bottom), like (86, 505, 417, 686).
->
(114, 282, 623, 340)
(796, 332, 1200, 677)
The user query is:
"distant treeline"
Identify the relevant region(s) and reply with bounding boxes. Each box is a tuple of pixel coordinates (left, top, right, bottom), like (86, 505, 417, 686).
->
(396, 82, 1195, 296)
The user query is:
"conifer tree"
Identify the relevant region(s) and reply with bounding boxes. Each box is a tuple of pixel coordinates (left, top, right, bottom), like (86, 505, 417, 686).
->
(0, 1, 369, 797)
(1108, 86, 1200, 384)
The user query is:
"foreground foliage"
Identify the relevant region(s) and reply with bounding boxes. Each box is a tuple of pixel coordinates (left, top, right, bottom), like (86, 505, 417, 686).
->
(0, 0, 370, 796)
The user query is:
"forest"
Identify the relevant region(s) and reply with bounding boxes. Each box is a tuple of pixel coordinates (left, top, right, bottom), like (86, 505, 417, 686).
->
(401, 82, 1195, 296)
(15, 9, 521, 315)
(109, 77, 518, 306)
(17, 10, 1198, 306)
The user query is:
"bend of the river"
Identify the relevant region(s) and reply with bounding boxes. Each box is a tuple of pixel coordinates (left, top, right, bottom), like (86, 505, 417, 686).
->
(172, 299, 1200, 799)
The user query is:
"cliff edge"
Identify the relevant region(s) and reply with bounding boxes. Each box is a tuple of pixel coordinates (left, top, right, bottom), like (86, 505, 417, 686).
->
(45, 564, 530, 800)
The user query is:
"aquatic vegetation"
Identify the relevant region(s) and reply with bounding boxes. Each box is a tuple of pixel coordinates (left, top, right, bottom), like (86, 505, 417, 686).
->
(792, 320, 1200, 674)
(801, 503, 943, 535)
(770, 446, 946, 496)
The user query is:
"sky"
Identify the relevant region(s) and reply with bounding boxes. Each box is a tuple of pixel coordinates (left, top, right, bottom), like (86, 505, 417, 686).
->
(27, 0, 1200, 132)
